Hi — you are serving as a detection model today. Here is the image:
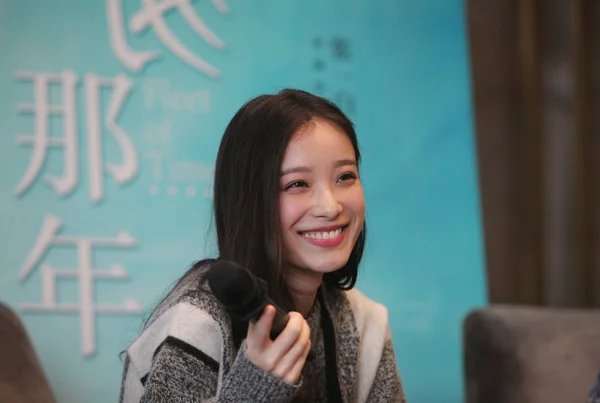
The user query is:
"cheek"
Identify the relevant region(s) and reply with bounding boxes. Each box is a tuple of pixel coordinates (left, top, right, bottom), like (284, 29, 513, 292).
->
(279, 195, 307, 230)
(343, 187, 366, 221)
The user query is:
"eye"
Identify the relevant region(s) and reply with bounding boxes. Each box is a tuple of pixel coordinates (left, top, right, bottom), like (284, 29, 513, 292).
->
(283, 180, 308, 191)
(337, 172, 357, 183)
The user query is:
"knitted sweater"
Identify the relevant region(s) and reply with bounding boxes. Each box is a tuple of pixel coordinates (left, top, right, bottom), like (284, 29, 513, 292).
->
(120, 267, 406, 403)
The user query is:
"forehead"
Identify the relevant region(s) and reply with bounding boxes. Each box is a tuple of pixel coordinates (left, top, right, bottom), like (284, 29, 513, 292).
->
(282, 119, 355, 163)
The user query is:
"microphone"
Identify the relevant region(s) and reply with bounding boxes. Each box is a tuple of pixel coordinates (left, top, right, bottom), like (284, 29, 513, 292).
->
(207, 260, 290, 339)
(207, 260, 315, 362)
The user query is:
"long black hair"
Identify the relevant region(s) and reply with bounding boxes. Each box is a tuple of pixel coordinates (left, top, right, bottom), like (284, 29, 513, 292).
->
(212, 89, 366, 310)
(147, 89, 366, 345)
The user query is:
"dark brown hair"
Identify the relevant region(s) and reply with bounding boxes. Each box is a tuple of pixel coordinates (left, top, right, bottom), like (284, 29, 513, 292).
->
(146, 89, 367, 346)
(212, 89, 366, 312)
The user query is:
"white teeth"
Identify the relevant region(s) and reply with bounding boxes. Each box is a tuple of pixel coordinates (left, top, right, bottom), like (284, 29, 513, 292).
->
(301, 228, 343, 239)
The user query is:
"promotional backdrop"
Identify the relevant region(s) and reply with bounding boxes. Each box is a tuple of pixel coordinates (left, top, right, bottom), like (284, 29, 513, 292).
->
(0, 1, 486, 402)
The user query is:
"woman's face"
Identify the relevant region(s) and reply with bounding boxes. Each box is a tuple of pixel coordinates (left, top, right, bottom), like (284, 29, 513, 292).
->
(278, 118, 365, 277)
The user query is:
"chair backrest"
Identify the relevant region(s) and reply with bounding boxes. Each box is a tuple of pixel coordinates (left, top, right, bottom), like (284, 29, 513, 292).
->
(0, 303, 56, 403)
(463, 305, 600, 403)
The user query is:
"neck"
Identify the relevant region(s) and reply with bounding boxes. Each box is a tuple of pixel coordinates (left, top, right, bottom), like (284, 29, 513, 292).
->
(286, 267, 323, 317)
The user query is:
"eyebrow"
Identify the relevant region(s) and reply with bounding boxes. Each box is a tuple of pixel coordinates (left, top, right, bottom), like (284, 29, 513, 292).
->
(280, 159, 356, 176)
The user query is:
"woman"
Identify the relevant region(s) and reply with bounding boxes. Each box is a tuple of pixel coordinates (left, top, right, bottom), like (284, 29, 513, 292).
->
(120, 89, 406, 402)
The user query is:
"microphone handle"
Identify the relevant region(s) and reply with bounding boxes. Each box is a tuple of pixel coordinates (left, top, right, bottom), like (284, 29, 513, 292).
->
(264, 298, 315, 362)
(245, 278, 290, 340)
(242, 284, 315, 361)
(267, 300, 290, 340)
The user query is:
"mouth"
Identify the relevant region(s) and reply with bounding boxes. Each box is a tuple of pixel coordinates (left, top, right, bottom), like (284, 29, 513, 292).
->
(298, 225, 348, 247)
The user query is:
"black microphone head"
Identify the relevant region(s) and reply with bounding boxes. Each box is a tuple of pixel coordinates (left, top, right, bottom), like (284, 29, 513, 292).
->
(207, 260, 291, 339)
(207, 260, 261, 311)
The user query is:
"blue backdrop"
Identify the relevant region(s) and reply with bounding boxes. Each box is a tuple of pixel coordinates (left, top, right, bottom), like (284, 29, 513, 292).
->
(0, 1, 486, 402)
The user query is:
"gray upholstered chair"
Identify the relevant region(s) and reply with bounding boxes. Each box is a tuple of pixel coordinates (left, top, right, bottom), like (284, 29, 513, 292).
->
(0, 302, 56, 403)
(463, 305, 600, 403)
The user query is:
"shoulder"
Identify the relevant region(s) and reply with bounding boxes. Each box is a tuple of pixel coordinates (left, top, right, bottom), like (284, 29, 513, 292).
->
(334, 287, 396, 401)
(146, 259, 230, 329)
(126, 260, 233, 372)
(343, 288, 390, 335)
(343, 287, 388, 313)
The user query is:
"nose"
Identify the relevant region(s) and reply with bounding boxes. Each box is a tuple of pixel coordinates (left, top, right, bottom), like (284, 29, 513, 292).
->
(311, 185, 342, 219)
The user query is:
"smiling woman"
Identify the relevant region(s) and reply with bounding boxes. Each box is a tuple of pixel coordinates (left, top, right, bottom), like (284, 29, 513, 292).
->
(279, 118, 366, 316)
(119, 89, 407, 403)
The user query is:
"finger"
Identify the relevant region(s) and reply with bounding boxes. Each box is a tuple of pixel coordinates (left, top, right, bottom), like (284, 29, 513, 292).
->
(282, 337, 312, 385)
(270, 312, 304, 354)
(271, 320, 310, 379)
(248, 305, 275, 344)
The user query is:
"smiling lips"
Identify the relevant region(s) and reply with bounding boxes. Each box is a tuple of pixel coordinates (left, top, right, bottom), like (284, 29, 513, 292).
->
(299, 226, 346, 247)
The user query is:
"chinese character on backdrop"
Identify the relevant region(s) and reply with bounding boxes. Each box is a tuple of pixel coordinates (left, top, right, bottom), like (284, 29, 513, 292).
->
(18, 214, 141, 356)
(106, 0, 230, 78)
(14, 71, 138, 203)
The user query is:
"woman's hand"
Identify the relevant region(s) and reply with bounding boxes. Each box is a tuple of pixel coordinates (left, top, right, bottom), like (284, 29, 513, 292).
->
(245, 305, 311, 385)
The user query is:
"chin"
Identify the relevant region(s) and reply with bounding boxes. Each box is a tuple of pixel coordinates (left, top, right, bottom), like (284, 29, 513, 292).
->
(298, 255, 350, 274)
